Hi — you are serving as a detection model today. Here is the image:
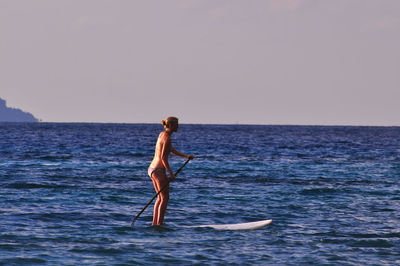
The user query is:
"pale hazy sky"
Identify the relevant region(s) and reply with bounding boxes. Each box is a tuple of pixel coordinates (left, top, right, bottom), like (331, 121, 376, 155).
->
(1, 0, 399, 125)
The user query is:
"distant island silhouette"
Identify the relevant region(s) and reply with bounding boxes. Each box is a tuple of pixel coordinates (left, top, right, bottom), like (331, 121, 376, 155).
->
(0, 98, 39, 122)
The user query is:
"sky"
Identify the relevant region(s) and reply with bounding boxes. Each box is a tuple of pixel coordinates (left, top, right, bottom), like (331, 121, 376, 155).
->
(1, 0, 399, 125)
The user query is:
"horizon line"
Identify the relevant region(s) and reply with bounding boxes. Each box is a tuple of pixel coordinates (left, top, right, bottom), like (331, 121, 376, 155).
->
(1, 121, 399, 128)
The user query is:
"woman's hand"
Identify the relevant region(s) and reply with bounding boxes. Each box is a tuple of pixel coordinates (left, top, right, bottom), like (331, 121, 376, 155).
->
(170, 173, 176, 181)
(187, 154, 195, 160)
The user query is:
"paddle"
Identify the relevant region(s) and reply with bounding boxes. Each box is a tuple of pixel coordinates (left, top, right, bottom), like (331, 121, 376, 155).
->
(131, 158, 192, 227)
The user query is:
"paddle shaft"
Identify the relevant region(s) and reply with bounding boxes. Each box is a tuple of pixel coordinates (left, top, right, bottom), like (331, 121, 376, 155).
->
(131, 158, 191, 227)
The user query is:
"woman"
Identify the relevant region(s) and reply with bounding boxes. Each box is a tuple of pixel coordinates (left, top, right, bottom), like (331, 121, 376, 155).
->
(148, 117, 194, 226)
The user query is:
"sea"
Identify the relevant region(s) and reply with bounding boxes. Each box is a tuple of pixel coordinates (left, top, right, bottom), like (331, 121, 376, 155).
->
(0, 123, 399, 265)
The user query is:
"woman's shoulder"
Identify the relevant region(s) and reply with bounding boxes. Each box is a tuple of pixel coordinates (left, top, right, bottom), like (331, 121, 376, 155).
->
(158, 131, 171, 141)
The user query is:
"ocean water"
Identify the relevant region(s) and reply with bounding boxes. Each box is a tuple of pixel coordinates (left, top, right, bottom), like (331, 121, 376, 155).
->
(0, 123, 399, 265)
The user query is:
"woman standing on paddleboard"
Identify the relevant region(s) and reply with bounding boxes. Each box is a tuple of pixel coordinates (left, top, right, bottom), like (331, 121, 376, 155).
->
(148, 117, 194, 226)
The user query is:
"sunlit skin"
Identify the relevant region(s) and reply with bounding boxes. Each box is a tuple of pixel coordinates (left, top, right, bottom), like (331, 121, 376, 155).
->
(149, 118, 194, 226)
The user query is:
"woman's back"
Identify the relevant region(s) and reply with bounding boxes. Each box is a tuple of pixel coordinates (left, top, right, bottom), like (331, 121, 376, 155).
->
(150, 131, 171, 168)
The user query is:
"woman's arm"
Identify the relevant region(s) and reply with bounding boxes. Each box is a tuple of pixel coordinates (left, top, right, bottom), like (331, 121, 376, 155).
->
(172, 146, 194, 160)
(160, 135, 175, 179)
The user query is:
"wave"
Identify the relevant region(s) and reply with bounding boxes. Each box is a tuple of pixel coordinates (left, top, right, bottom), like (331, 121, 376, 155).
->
(5, 182, 73, 189)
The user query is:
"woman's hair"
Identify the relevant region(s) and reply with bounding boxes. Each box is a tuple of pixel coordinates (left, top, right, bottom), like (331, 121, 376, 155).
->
(161, 117, 178, 128)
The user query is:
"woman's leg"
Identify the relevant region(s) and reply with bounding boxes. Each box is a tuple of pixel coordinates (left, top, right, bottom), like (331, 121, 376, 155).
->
(151, 170, 169, 226)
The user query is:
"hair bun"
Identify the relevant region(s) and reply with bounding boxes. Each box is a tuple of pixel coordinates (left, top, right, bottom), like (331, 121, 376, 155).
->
(161, 117, 178, 127)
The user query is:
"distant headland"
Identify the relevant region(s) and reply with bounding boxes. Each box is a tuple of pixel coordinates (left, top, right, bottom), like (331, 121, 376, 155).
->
(0, 98, 39, 122)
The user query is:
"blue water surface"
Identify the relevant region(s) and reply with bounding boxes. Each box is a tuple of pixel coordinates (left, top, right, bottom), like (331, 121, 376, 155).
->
(1, 123, 399, 265)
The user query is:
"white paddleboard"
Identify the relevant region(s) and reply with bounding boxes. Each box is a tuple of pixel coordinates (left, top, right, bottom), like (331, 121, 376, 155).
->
(184, 219, 272, 230)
